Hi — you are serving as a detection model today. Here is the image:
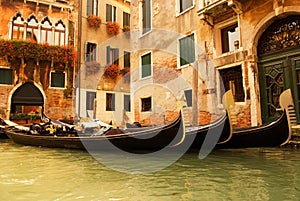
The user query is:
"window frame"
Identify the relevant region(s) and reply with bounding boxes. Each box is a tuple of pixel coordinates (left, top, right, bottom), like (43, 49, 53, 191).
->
(124, 94, 131, 112)
(86, 91, 96, 110)
(140, 51, 152, 79)
(221, 23, 239, 54)
(87, 0, 98, 16)
(123, 12, 130, 28)
(106, 93, 116, 111)
(141, 96, 152, 112)
(106, 4, 117, 22)
(139, 0, 152, 36)
(85, 42, 97, 62)
(219, 65, 245, 102)
(176, 0, 194, 16)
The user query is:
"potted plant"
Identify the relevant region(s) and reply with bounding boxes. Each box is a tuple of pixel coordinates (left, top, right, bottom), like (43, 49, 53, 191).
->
(106, 21, 120, 35)
(87, 15, 102, 30)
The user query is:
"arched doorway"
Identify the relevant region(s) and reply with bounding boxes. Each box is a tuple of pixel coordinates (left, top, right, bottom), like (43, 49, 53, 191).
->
(10, 82, 44, 120)
(258, 15, 300, 123)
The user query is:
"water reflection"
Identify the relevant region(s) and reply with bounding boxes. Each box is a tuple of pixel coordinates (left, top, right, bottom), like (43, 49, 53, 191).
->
(1, 140, 300, 200)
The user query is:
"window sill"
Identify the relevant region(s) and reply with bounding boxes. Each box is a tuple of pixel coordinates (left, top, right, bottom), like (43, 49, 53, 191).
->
(139, 29, 152, 38)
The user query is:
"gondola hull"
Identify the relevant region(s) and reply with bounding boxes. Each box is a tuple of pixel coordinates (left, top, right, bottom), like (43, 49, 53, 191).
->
(185, 113, 232, 150)
(4, 114, 183, 152)
(216, 110, 290, 149)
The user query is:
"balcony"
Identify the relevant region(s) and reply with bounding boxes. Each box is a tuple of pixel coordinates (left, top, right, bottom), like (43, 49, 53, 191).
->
(198, 0, 243, 25)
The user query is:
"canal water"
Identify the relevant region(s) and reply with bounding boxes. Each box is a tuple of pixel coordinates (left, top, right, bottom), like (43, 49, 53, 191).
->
(1, 139, 300, 201)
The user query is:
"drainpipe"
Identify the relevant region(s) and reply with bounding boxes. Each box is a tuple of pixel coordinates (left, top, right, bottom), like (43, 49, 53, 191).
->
(77, 0, 82, 119)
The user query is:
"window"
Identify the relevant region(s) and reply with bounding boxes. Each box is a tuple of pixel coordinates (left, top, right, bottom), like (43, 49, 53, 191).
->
(50, 72, 65, 88)
(106, 93, 115, 111)
(0, 68, 13, 85)
(124, 51, 131, 67)
(141, 52, 152, 78)
(219, 66, 244, 102)
(221, 23, 239, 53)
(106, 4, 117, 22)
(86, 92, 96, 110)
(184, 89, 192, 107)
(86, 42, 97, 62)
(123, 12, 130, 27)
(141, 97, 151, 112)
(54, 20, 66, 46)
(87, 0, 98, 16)
(179, 34, 195, 67)
(26, 16, 38, 42)
(179, 0, 193, 13)
(124, 95, 131, 112)
(41, 17, 53, 44)
(106, 46, 119, 65)
(142, 0, 151, 34)
(11, 13, 25, 40)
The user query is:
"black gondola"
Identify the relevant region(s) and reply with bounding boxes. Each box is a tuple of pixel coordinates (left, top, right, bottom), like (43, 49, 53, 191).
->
(216, 89, 292, 149)
(4, 112, 184, 152)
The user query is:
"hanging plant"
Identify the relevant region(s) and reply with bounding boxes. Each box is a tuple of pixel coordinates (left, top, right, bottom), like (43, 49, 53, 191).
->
(106, 21, 120, 35)
(0, 40, 76, 68)
(103, 64, 120, 79)
(87, 15, 102, 29)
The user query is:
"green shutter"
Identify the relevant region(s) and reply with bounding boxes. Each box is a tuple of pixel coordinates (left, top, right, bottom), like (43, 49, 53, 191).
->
(51, 72, 65, 88)
(0, 69, 13, 84)
(180, 34, 195, 66)
(87, 0, 92, 15)
(142, 53, 151, 78)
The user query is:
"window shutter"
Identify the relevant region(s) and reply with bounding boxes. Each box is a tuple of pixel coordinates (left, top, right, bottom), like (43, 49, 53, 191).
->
(85, 42, 89, 62)
(106, 46, 111, 64)
(114, 48, 119, 65)
(184, 89, 192, 107)
(87, 0, 92, 15)
(106, 4, 112, 22)
(142, 53, 151, 78)
(92, 44, 97, 61)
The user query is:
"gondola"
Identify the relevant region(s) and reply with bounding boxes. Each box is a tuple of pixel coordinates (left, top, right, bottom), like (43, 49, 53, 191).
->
(216, 89, 292, 149)
(4, 112, 184, 152)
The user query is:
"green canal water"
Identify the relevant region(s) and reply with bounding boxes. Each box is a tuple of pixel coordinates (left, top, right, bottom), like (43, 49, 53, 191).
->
(1, 139, 300, 201)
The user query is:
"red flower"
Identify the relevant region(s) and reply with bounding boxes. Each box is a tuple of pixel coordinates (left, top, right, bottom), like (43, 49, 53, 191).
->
(106, 22, 120, 35)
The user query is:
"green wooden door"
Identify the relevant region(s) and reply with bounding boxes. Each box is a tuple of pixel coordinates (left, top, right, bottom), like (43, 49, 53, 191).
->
(259, 49, 300, 123)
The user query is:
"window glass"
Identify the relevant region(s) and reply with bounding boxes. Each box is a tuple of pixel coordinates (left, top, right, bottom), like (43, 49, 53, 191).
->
(180, 0, 193, 13)
(86, 42, 97, 62)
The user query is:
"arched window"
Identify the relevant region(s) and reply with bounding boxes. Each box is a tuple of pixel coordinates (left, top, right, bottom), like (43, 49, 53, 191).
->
(41, 17, 53, 44)
(54, 20, 66, 46)
(26, 15, 38, 42)
(11, 13, 25, 40)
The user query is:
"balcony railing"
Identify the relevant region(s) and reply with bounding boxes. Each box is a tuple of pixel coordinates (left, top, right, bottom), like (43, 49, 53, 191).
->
(199, 0, 227, 11)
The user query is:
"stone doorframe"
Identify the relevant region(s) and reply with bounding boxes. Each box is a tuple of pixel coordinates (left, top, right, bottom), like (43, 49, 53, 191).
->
(6, 81, 46, 119)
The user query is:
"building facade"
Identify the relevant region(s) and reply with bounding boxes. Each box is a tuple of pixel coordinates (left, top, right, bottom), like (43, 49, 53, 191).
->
(76, 0, 131, 126)
(0, 0, 77, 121)
(130, 0, 300, 127)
